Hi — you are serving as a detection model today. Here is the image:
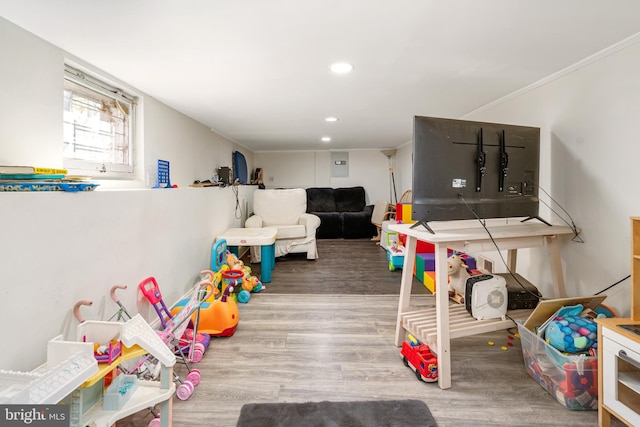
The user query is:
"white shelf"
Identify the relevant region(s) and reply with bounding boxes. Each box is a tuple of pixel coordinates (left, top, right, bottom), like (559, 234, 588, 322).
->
(619, 371, 640, 393)
(400, 303, 531, 354)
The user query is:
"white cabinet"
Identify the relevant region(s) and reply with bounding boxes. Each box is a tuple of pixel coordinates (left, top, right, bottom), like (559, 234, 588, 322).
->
(596, 217, 640, 426)
(599, 322, 640, 426)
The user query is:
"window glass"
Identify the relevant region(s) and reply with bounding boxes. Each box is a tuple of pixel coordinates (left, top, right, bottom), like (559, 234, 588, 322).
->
(63, 66, 135, 176)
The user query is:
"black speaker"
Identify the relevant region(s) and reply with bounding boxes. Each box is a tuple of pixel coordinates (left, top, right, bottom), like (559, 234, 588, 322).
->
(218, 166, 232, 185)
(494, 273, 541, 310)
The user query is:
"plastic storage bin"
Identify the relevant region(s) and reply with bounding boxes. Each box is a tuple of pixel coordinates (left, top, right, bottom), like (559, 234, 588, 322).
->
(517, 323, 598, 410)
(103, 374, 138, 410)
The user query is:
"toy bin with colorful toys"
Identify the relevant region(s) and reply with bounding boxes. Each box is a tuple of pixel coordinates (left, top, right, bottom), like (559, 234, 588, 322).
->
(517, 295, 610, 410)
(385, 231, 405, 271)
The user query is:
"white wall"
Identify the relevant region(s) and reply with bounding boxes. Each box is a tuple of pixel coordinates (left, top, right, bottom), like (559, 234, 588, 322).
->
(0, 17, 63, 167)
(395, 141, 413, 200)
(0, 186, 255, 371)
(0, 17, 257, 371)
(142, 97, 255, 188)
(254, 149, 404, 205)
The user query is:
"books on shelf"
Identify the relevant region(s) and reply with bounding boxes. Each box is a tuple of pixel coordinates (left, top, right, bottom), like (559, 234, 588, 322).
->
(0, 165, 98, 191)
(0, 181, 99, 192)
(0, 174, 66, 181)
(0, 165, 68, 175)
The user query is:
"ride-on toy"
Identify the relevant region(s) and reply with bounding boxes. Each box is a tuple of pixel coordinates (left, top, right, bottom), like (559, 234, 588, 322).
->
(171, 271, 240, 337)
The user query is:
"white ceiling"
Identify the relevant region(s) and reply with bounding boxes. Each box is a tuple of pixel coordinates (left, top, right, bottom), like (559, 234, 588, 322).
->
(2, 1, 640, 152)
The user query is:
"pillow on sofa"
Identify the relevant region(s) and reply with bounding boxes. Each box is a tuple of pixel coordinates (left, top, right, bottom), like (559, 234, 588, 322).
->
(335, 186, 366, 212)
(306, 187, 337, 212)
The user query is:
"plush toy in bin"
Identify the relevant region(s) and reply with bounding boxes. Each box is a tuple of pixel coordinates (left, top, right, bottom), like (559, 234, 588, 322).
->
(545, 304, 598, 353)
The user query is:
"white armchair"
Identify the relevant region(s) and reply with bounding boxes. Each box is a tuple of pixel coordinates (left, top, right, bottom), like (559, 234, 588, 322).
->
(245, 188, 320, 262)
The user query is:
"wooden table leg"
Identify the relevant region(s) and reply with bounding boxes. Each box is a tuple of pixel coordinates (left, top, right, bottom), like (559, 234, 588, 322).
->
(545, 235, 567, 298)
(435, 243, 451, 389)
(507, 248, 517, 272)
(394, 236, 417, 346)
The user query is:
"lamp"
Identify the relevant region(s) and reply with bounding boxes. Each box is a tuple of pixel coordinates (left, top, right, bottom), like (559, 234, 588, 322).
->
(380, 149, 398, 205)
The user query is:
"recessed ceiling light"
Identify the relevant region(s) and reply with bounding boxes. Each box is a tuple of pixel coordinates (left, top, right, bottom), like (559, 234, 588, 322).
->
(330, 62, 353, 74)
(325, 117, 339, 122)
(321, 136, 332, 142)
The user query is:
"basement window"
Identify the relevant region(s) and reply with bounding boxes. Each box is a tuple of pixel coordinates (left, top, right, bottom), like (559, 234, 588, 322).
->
(63, 65, 136, 177)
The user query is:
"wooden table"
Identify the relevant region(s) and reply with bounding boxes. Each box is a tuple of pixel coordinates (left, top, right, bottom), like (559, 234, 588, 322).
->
(389, 219, 576, 389)
(216, 227, 277, 283)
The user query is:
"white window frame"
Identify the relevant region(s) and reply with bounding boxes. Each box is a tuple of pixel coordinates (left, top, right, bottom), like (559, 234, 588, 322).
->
(63, 64, 137, 178)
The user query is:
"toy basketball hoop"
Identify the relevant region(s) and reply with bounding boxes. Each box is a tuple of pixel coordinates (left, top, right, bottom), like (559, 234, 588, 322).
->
(222, 270, 244, 281)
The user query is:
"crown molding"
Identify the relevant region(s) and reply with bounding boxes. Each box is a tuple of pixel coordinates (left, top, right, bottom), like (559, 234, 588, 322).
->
(463, 31, 640, 119)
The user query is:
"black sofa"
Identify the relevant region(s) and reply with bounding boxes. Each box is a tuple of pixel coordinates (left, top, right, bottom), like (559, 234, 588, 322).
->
(306, 186, 377, 239)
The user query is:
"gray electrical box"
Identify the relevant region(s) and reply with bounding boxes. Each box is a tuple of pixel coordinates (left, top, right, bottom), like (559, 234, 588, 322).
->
(331, 152, 349, 177)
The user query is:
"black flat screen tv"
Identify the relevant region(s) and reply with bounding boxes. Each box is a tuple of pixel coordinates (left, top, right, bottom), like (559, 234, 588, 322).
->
(411, 116, 543, 233)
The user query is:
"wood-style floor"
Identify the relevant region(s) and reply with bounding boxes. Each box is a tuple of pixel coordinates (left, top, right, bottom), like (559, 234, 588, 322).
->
(120, 239, 609, 427)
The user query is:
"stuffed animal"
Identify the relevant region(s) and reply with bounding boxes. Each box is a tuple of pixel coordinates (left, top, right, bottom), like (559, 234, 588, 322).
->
(447, 254, 469, 298)
(545, 304, 598, 353)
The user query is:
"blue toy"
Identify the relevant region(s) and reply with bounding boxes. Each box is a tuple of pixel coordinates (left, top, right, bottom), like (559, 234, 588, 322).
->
(545, 304, 598, 353)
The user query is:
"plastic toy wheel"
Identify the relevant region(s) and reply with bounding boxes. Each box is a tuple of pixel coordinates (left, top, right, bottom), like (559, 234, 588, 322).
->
(415, 369, 423, 382)
(148, 417, 161, 427)
(191, 347, 204, 363)
(402, 356, 409, 367)
(187, 369, 201, 386)
(238, 290, 251, 303)
(176, 382, 194, 400)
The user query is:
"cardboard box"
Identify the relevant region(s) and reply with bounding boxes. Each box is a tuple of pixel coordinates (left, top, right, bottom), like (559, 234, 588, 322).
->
(521, 296, 606, 333)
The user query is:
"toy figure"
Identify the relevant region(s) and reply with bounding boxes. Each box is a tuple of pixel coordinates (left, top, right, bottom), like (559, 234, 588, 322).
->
(447, 254, 469, 299)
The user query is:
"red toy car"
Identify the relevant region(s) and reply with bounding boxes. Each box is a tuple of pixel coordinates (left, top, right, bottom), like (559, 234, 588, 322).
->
(401, 340, 438, 382)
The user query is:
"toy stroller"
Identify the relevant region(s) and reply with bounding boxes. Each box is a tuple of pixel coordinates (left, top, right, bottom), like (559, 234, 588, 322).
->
(106, 285, 204, 401)
(138, 277, 212, 362)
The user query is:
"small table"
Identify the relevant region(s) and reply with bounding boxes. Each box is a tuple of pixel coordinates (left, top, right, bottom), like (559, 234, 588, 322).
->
(216, 227, 277, 283)
(389, 220, 576, 389)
